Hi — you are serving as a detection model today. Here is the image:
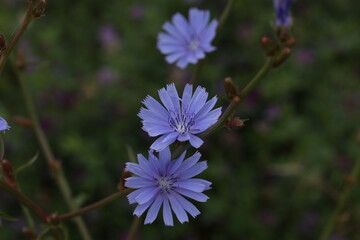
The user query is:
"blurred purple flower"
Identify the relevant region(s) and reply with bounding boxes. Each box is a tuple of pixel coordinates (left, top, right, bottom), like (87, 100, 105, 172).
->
(157, 8, 218, 69)
(139, 83, 221, 151)
(264, 105, 281, 121)
(98, 25, 120, 51)
(274, 0, 295, 29)
(297, 211, 319, 236)
(130, 4, 145, 20)
(96, 68, 117, 85)
(125, 147, 211, 226)
(0, 117, 10, 132)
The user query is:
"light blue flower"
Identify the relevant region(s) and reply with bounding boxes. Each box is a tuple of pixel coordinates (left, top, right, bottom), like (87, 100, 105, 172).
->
(274, 0, 295, 28)
(0, 117, 10, 132)
(139, 83, 221, 152)
(125, 147, 211, 226)
(157, 8, 218, 69)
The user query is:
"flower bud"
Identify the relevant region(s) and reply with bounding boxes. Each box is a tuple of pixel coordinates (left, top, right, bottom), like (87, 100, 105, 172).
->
(273, 47, 291, 67)
(260, 36, 277, 56)
(0, 33, 6, 54)
(1, 159, 16, 186)
(13, 116, 33, 127)
(224, 77, 238, 99)
(22, 227, 36, 240)
(119, 169, 132, 191)
(227, 117, 247, 129)
(49, 213, 60, 225)
(33, 0, 47, 19)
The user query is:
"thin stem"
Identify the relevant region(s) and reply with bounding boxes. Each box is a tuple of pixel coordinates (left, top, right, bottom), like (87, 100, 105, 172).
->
(0, 1, 36, 75)
(239, 57, 275, 98)
(13, 63, 92, 240)
(0, 180, 48, 222)
(126, 216, 141, 240)
(217, 0, 235, 32)
(201, 57, 275, 137)
(318, 157, 360, 240)
(59, 189, 133, 221)
(190, 0, 234, 85)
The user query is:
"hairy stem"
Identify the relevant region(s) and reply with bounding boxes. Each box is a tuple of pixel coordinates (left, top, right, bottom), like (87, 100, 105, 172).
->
(190, 0, 234, 85)
(126, 216, 141, 240)
(0, 180, 48, 222)
(13, 64, 92, 240)
(318, 157, 360, 240)
(58, 189, 133, 221)
(0, 1, 36, 76)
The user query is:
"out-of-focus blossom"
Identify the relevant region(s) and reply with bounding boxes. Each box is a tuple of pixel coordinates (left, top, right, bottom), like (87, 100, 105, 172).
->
(96, 68, 118, 85)
(0, 117, 10, 132)
(98, 25, 121, 51)
(125, 147, 211, 226)
(139, 83, 221, 151)
(273, 0, 295, 29)
(157, 8, 218, 69)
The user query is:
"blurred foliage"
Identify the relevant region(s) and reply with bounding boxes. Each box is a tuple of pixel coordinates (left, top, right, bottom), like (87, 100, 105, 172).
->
(0, 0, 360, 239)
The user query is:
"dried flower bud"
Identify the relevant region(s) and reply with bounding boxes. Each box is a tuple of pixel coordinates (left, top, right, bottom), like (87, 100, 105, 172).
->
(0, 33, 6, 54)
(119, 169, 132, 191)
(49, 213, 60, 225)
(33, 0, 47, 19)
(285, 36, 296, 47)
(1, 159, 16, 186)
(224, 77, 238, 98)
(273, 47, 291, 67)
(344, 175, 357, 185)
(13, 116, 33, 127)
(227, 117, 247, 129)
(260, 36, 277, 56)
(22, 227, 36, 240)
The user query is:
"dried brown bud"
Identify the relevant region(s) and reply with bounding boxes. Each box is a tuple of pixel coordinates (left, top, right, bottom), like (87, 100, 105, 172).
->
(260, 36, 278, 56)
(0, 33, 6, 54)
(119, 169, 132, 191)
(285, 37, 296, 47)
(224, 77, 238, 98)
(49, 213, 60, 225)
(22, 227, 37, 240)
(273, 47, 291, 67)
(33, 0, 47, 19)
(232, 96, 241, 104)
(1, 159, 16, 185)
(13, 116, 33, 127)
(227, 117, 247, 129)
(344, 175, 357, 185)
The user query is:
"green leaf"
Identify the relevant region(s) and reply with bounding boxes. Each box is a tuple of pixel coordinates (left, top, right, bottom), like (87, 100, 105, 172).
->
(15, 152, 39, 176)
(0, 212, 18, 221)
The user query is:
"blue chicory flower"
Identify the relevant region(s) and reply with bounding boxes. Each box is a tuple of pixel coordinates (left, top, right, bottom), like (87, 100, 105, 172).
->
(157, 8, 218, 69)
(274, 0, 295, 29)
(139, 83, 221, 152)
(0, 117, 10, 132)
(125, 147, 211, 226)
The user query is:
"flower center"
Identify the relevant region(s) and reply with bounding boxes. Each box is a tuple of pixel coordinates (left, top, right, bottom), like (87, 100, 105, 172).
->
(168, 110, 195, 134)
(157, 177, 174, 193)
(189, 39, 200, 51)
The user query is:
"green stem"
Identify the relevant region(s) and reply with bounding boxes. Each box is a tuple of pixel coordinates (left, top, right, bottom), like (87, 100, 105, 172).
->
(318, 157, 360, 240)
(239, 57, 275, 98)
(126, 216, 141, 240)
(14, 64, 92, 240)
(0, 180, 48, 222)
(58, 189, 133, 221)
(190, 0, 234, 85)
(217, 0, 235, 32)
(0, 1, 36, 76)
(201, 57, 275, 137)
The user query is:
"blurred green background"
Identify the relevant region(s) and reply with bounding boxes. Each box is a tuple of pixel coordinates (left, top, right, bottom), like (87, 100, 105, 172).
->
(1, 0, 360, 239)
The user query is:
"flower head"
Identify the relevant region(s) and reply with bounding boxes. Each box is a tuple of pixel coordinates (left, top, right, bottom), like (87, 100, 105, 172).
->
(274, 0, 295, 29)
(157, 8, 218, 69)
(125, 147, 211, 226)
(0, 117, 10, 133)
(139, 83, 221, 151)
